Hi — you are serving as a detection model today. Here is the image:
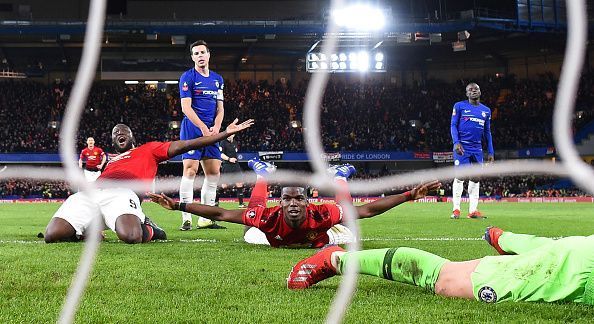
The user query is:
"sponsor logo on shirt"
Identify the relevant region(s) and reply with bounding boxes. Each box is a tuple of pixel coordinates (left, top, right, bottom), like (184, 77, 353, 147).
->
(463, 117, 485, 126)
(195, 89, 218, 96)
(306, 231, 317, 241)
(215, 80, 219, 88)
(478, 286, 497, 303)
(481, 111, 487, 118)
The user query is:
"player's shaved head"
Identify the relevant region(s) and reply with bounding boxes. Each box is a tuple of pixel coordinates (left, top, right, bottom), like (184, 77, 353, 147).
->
(111, 124, 135, 153)
(281, 186, 307, 197)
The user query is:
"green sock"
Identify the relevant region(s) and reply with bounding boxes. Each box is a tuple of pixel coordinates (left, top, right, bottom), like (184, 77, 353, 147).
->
(338, 247, 449, 292)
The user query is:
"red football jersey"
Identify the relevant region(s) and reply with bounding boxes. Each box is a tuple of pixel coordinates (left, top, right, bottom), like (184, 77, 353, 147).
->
(242, 203, 343, 248)
(79, 147, 105, 171)
(98, 142, 171, 185)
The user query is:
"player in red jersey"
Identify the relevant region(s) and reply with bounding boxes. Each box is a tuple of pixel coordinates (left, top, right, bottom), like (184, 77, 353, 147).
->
(78, 137, 106, 182)
(149, 160, 441, 248)
(44, 118, 253, 244)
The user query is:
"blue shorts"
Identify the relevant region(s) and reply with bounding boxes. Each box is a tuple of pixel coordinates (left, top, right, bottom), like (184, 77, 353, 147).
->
(180, 118, 221, 161)
(453, 150, 483, 167)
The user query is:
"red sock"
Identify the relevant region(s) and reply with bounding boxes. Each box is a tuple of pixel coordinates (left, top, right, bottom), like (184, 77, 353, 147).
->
(248, 178, 268, 208)
(334, 178, 352, 203)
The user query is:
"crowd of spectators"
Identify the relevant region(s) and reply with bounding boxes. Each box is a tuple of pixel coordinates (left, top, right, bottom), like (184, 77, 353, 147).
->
(1, 72, 593, 153)
(2, 174, 589, 200)
(0, 179, 72, 199)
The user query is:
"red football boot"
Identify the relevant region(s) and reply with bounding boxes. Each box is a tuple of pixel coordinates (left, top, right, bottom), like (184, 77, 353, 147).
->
(483, 226, 510, 255)
(468, 210, 486, 219)
(287, 245, 345, 290)
(450, 209, 460, 219)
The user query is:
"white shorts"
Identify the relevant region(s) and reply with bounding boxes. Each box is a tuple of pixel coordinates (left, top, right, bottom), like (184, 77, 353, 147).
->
(52, 188, 146, 236)
(243, 224, 354, 246)
(83, 169, 101, 182)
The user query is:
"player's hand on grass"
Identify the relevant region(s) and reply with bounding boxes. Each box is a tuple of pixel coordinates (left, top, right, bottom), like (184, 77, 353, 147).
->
(410, 180, 442, 200)
(226, 118, 254, 134)
(147, 192, 177, 210)
(487, 154, 494, 163)
(454, 143, 464, 155)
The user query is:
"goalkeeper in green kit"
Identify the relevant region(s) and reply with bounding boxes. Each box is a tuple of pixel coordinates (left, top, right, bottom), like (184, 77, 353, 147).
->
(287, 226, 594, 306)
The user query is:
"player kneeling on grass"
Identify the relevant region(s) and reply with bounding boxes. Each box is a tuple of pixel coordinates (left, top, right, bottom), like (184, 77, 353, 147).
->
(44, 118, 253, 244)
(287, 227, 594, 306)
(149, 159, 441, 248)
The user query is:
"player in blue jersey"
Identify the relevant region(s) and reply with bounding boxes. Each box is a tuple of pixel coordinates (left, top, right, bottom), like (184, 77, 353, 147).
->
(178, 40, 226, 230)
(450, 83, 494, 219)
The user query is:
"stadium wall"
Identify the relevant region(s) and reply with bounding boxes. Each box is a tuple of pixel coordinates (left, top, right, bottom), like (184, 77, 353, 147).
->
(2, 197, 592, 203)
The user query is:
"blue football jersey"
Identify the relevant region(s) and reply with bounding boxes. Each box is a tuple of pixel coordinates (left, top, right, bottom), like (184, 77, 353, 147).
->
(450, 100, 494, 154)
(179, 68, 224, 127)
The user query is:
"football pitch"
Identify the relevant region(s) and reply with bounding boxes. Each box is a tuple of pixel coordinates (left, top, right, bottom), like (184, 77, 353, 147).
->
(1, 202, 593, 323)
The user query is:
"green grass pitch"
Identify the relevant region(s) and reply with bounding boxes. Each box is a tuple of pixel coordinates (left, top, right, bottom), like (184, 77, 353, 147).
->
(1, 202, 593, 323)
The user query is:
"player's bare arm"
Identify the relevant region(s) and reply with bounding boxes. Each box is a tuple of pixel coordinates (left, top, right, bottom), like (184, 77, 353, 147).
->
(355, 180, 441, 219)
(148, 193, 244, 224)
(167, 118, 253, 157)
(98, 152, 107, 169)
(211, 100, 224, 135)
(181, 97, 211, 136)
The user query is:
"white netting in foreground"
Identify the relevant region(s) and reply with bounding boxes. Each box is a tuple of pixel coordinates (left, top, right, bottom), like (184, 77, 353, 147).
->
(0, 0, 589, 323)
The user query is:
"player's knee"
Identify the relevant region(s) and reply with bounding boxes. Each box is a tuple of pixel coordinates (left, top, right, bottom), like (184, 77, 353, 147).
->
(184, 168, 197, 178)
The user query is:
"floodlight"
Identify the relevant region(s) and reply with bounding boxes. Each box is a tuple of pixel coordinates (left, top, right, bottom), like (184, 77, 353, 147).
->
(339, 53, 347, 61)
(320, 53, 327, 61)
(331, 4, 386, 31)
(375, 62, 383, 70)
(124, 81, 139, 85)
(331, 62, 339, 69)
(164, 80, 178, 84)
(375, 52, 384, 62)
(144, 81, 158, 84)
(320, 62, 328, 69)
(330, 54, 338, 61)
(339, 62, 347, 69)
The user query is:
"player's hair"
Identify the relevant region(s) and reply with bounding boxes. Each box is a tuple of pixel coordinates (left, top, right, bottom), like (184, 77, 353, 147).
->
(189, 40, 209, 54)
(281, 186, 308, 198)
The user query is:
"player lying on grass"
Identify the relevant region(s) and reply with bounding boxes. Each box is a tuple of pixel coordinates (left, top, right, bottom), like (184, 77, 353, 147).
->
(44, 118, 253, 244)
(287, 227, 594, 306)
(149, 160, 441, 248)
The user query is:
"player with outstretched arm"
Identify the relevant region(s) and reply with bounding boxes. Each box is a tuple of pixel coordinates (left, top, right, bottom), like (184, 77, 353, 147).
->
(149, 160, 441, 248)
(44, 118, 253, 244)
